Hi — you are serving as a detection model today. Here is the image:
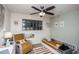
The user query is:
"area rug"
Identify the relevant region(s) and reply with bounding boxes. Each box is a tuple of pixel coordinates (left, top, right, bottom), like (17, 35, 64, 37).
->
(29, 46, 53, 54)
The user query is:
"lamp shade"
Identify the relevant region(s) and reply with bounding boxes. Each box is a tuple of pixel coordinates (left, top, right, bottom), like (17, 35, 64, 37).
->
(4, 32, 12, 38)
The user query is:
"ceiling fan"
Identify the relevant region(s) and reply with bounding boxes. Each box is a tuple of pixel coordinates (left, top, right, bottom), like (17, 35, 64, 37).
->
(30, 6, 55, 17)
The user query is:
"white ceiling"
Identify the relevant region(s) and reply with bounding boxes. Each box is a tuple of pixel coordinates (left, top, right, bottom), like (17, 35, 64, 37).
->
(4, 4, 79, 18)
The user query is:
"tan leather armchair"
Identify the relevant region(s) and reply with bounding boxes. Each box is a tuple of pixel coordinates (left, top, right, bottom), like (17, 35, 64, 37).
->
(14, 33, 32, 54)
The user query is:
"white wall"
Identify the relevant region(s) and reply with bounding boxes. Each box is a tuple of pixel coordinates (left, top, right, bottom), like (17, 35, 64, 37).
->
(51, 10, 79, 51)
(10, 12, 50, 44)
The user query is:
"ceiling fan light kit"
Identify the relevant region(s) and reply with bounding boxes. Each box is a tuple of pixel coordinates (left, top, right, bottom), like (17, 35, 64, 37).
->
(39, 12, 45, 16)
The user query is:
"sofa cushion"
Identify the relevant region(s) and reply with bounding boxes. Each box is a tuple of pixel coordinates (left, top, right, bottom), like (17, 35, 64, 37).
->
(50, 41, 63, 49)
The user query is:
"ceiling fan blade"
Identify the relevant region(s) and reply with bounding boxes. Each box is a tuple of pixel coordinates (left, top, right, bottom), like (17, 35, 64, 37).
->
(45, 6, 55, 11)
(30, 12, 40, 15)
(32, 6, 41, 12)
(45, 11, 54, 15)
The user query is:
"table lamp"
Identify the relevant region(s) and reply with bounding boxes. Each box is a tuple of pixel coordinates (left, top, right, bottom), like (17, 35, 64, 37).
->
(4, 32, 13, 46)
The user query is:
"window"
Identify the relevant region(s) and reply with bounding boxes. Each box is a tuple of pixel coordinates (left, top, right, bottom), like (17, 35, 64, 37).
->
(22, 19, 42, 30)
